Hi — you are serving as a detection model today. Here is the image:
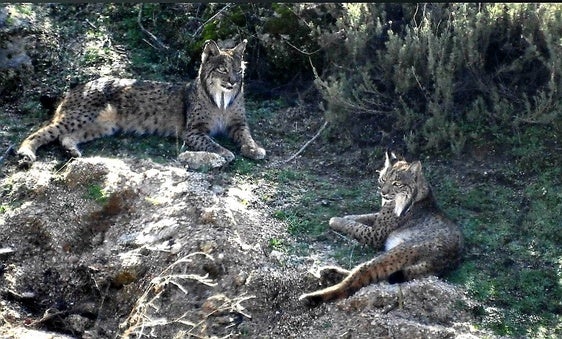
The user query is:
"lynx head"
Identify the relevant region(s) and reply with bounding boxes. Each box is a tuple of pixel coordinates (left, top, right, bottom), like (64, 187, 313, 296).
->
(199, 39, 247, 110)
(377, 151, 430, 217)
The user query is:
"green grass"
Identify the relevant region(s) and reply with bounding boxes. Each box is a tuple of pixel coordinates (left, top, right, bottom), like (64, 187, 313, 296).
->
(429, 127, 562, 337)
(85, 184, 108, 204)
(268, 168, 375, 241)
(230, 157, 258, 175)
(82, 134, 180, 163)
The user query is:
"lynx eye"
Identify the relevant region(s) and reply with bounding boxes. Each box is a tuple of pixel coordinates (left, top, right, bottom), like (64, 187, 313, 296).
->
(216, 66, 227, 74)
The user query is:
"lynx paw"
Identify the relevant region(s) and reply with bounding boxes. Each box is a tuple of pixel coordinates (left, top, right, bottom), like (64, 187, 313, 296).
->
(328, 216, 346, 229)
(298, 292, 325, 307)
(16, 148, 36, 169)
(317, 266, 350, 286)
(218, 149, 236, 162)
(241, 144, 266, 160)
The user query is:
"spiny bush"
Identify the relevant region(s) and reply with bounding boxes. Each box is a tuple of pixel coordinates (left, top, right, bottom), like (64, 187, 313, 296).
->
(314, 3, 562, 155)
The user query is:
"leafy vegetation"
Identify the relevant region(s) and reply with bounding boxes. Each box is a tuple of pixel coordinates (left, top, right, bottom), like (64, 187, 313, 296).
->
(312, 4, 562, 157)
(85, 183, 108, 204)
(427, 130, 561, 337)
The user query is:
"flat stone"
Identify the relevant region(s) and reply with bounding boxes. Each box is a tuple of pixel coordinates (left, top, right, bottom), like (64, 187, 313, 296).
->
(177, 151, 228, 170)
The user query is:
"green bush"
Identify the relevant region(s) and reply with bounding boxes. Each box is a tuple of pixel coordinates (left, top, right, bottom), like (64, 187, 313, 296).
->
(314, 3, 562, 155)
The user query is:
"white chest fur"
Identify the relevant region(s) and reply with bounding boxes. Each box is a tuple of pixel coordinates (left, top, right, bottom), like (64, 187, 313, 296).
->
(385, 228, 417, 251)
(212, 89, 234, 110)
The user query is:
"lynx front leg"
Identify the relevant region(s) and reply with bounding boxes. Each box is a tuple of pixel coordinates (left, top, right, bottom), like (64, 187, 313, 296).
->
(228, 121, 266, 160)
(329, 217, 386, 249)
(343, 213, 379, 224)
(17, 124, 61, 167)
(183, 128, 235, 162)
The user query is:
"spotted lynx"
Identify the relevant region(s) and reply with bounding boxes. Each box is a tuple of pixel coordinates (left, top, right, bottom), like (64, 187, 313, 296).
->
(299, 151, 463, 305)
(17, 39, 265, 167)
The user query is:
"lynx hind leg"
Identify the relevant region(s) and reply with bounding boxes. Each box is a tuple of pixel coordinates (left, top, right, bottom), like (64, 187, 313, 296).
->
(58, 117, 121, 158)
(402, 262, 433, 280)
(299, 243, 422, 306)
(60, 135, 82, 158)
(17, 124, 62, 167)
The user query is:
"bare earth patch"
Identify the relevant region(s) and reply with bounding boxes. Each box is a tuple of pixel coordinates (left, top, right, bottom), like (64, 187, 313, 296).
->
(0, 157, 492, 338)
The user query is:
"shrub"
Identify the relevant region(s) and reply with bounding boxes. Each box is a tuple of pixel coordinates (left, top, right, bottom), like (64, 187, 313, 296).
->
(314, 3, 562, 155)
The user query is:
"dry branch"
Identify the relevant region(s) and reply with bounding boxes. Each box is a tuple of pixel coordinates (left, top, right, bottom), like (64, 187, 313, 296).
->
(137, 4, 169, 50)
(284, 120, 329, 163)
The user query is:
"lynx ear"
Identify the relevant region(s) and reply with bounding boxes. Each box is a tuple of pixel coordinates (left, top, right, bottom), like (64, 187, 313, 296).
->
(409, 161, 422, 174)
(384, 150, 398, 168)
(202, 40, 221, 63)
(233, 39, 248, 56)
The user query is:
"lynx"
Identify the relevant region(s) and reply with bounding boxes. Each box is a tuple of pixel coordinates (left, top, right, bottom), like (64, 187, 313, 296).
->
(16, 39, 265, 167)
(299, 151, 463, 305)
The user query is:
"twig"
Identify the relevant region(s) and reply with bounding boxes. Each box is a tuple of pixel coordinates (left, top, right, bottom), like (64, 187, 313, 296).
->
(192, 4, 232, 38)
(85, 18, 97, 30)
(0, 144, 15, 165)
(27, 308, 67, 326)
(284, 120, 328, 163)
(284, 39, 323, 56)
(137, 4, 169, 50)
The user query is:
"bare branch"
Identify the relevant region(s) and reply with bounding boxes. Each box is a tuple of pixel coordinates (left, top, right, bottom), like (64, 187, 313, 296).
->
(284, 120, 328, 163)
(0, 144, 15, 165)
(137, 4, 169, 50)
(192, 4, 232, 38)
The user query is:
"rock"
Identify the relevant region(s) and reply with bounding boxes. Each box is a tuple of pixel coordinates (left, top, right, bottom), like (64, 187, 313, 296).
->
(177, 151, 228, 169)
(0, 247, 15, 257)
(0, 327, 75, 339)
(65, 314, 92, 333)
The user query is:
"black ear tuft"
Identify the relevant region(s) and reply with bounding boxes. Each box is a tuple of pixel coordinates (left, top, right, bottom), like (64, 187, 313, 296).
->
(384, 149, 400, 166)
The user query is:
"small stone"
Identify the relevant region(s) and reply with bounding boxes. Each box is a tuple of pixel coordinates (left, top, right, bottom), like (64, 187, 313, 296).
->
(112, 270, 137, 287)
(234, 271, 248, 286)
(177, 151, 228, 170)
(0, 247, 15, 257)
(66, 314, 91, 333)
(200, 240, 217, 253)
(200, 208, 217, 224)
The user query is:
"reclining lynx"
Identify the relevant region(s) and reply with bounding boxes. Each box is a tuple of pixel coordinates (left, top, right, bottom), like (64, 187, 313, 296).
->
(299, 151, 463, 305)
(17, 39, 265, 167)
